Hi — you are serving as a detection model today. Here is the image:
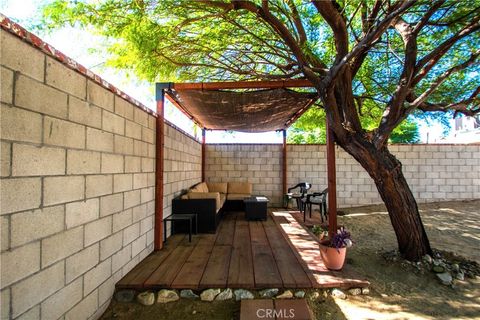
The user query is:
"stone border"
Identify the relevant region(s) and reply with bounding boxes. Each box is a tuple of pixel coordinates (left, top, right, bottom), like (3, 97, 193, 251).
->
(115, 287, 370, 306)
(0, 14, 156, 118)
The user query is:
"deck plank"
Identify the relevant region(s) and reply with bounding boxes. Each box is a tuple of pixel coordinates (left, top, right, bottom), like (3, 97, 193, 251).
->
(283, 209, 370, 288)
(249, 221, 283, 288)
(117, 208, 368, 290)
(116, 234, 185, 289)
(144, 236, 199, 288)
(228, 218, 255, 288)
(270, 210, 330, 288)
(170, 234, 218, 289)
(263, 215, 312, 288)
(199, 245, 232, 288)
(215, 211, 236, 246)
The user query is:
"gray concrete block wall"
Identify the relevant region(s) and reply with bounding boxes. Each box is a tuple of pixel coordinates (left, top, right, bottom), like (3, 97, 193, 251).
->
(290, 144, 480, 206)
(163, 123, 202, 236)
(205, 144, 283, 206)
(0, 30, 155, 320)
(206, 144, 480, 208)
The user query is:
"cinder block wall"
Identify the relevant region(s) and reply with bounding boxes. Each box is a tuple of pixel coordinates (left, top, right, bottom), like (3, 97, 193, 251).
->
(206, 144, 480, 207)
(163, 123, 202, 236)
(0, 30, 156, 320)
(205, 144, 283, 205)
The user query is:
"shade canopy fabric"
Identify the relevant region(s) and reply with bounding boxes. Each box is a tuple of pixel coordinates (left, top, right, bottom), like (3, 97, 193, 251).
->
(167, 88, 318, 132)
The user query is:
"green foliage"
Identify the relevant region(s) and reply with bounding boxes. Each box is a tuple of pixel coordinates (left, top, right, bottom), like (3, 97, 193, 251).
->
(389, 120, 420, 144)
(288, 107, 420, 144)
(38, 0, 479, 141)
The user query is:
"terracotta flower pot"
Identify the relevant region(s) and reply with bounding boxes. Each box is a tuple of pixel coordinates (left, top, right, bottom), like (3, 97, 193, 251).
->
(319, 244, 347, 270)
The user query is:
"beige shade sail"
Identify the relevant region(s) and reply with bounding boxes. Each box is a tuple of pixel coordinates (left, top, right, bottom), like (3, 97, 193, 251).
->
(166, 88, 318, 132)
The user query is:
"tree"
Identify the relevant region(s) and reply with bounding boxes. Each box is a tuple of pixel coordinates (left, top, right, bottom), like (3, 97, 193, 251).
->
(40, 0, 480, 261)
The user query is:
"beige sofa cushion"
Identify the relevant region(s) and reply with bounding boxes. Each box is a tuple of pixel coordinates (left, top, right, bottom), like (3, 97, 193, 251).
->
(191, 182, 209, 193)
(187, 192, 221, 212)
(207, 182, 228, 194)
(228, 182, 252, 195)
(219, 194, 226, 207)
(227, 193, 251, 201)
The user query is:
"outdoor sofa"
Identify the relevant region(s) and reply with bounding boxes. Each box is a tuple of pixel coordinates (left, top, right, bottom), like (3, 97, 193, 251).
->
(172, 181, 253, 233)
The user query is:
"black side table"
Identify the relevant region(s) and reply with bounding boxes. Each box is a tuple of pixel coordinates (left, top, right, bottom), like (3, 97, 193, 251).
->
(163, 213, 197, 242)
(244, 196, 269, 221)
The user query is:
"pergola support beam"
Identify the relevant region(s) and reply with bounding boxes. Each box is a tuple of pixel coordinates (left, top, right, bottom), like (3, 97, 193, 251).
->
(202, 129, 206, 182)
(326, 118, 337, 237)
(172, 79, 313, 90)
(154, 85, 167, 250)
(282, 130, 287, 206)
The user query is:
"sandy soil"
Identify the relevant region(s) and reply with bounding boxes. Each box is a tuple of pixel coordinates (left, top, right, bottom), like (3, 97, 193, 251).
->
(101, 200, 480, 320)
(329, 199, 480, 320)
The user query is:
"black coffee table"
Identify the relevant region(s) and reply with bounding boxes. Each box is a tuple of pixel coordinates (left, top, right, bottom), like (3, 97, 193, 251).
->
(244, 196, 269, 221)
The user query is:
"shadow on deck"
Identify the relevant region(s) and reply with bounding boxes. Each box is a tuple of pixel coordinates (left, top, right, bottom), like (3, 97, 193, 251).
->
(116, 209, 369, 290)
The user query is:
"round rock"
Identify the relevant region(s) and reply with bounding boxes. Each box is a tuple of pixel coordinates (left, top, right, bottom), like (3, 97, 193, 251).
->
(347, 288, 362, 296)
(157, 289, 179, 303)
(180, 289, 199, 299)
(455, 271, 465, 281)
(331, 289, 346, 299)
(216, 288, 233, 301)
(436, 272, 453, 285)
(432, 265, 445, 273)
(422, 254, 433, 264)
(259, 288, 279, 298)
(137, 291, 155, 306)
(200, 288, 221, 301)
(276, 290, 293, 299)
(234, 289, 254, 301)
(115, 289, 136, 302)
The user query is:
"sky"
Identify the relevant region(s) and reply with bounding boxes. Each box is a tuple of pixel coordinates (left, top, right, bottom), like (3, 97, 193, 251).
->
(0, 0, 456, 144)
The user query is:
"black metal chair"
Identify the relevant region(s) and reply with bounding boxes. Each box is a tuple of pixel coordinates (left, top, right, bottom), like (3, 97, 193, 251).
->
(286, 182, 312, 213)
(303, 188, 328, 222)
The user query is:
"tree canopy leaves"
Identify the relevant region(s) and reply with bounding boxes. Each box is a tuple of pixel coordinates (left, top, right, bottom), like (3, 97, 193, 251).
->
(39, 0, 479, 144)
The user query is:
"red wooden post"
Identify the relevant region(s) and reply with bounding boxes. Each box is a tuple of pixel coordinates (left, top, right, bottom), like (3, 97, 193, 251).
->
(154, 85, 166, 250)
(282, 130, 287, 206)
(326, 118, 337, 237)
(202, 128, 206, 182)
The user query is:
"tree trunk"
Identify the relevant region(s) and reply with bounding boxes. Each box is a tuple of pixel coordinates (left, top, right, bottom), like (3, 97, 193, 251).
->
(340, 138, 433, 261)
(316, 67, 432, 261)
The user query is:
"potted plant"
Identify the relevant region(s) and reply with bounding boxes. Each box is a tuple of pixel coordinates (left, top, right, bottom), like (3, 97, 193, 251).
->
(311, 224, 329, 241)
(319, 227, 353, 270)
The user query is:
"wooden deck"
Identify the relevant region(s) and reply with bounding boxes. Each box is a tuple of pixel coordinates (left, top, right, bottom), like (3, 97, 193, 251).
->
(116, 210, 369, 290)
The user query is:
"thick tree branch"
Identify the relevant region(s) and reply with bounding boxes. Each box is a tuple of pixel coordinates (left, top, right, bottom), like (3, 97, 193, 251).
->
(345, 1, 415, 79)
(373, 16, 418, 148)
(311, 0, 349, 58)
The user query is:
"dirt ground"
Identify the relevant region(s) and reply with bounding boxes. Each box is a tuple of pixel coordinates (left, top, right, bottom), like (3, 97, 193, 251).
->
(101, 200, 480, 320)
(328, 199, 480, 320)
